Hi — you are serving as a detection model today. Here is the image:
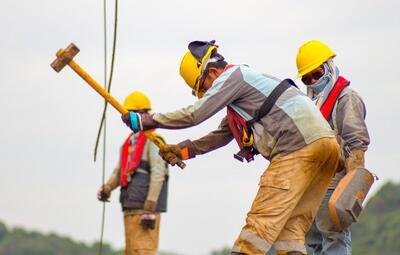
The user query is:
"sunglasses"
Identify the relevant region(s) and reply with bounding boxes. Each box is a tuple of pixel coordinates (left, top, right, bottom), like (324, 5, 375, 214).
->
(301, 68, 325, 85)
(192, 69, 209, 97)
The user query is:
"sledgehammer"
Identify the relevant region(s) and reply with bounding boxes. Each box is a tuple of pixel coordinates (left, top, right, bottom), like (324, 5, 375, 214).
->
(50, 43, 186, 169)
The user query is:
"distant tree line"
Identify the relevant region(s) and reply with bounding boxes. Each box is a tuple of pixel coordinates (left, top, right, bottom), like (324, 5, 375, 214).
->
(1, 181, 400, 255)
(0, 222, 121, 255)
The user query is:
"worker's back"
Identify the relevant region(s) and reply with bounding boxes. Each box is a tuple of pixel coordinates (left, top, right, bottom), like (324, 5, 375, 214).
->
(211, 64, 335, 159)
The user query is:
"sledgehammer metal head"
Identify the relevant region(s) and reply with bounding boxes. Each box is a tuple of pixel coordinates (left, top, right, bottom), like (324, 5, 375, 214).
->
(51, 43, 80, 72)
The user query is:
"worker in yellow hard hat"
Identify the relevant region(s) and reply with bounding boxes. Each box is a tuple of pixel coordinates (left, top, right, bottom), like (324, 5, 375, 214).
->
(121, 40, 341, 255)
(98, 91, 169, 255)
(296, 40, 370, 255)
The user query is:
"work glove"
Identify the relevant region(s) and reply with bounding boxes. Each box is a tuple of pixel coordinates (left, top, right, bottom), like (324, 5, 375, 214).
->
(159, 144, 182, 166)
(140, 213, 156, 230)
(140, 200, 157, 230)
(97, 185, 111, 202)
(345, 149, 365, 173)
(121, 111, 142, 133)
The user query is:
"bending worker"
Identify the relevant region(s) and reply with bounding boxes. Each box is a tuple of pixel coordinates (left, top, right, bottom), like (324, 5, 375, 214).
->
(98, 91, 169, 255)
(122, 40, 340, 255)
(296, 40, 370, 254)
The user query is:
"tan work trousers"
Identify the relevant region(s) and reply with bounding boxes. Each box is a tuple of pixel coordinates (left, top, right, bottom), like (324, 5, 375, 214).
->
(232, 137, 340, 255)
(124, 213, 161, 255)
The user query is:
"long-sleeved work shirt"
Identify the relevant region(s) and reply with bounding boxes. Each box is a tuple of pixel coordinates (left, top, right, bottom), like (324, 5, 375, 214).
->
(141, 65, 335, 160)
(327, 86, 370, 188)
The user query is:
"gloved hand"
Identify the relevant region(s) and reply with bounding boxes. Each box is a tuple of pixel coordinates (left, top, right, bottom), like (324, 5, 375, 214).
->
(121, 111, 142, 133)
(97, 185, 111, 202)
(140, 213, 156, 230)
(159, 144, 182, 166)
(345, 149, 365, 173)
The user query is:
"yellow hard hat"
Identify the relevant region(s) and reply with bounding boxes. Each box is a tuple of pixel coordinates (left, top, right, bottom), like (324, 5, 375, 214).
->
(296, 40, 336, 78)
(123, 91, 151, 111)
(179, 40, 219, 98)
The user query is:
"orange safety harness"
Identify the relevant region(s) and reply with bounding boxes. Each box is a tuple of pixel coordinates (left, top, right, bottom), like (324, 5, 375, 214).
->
(120, 132, 148, 187)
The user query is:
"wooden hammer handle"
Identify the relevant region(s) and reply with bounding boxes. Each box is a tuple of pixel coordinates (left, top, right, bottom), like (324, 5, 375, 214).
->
(66, 60, 186, 169)
(68, 60, 128, 115)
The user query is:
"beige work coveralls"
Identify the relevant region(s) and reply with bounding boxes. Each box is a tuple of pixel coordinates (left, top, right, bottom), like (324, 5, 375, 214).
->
(140, 65, 340, 254)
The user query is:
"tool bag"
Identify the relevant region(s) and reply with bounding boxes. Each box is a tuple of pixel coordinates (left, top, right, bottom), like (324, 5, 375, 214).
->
(227, 79, 295, 162)
(328, 167, 375, 231)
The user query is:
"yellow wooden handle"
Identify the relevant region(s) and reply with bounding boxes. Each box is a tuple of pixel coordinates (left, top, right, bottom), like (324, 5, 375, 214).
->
(65, 60, 186, 169)
(144, 131, 186, 169)
(68, 60, 128, 115)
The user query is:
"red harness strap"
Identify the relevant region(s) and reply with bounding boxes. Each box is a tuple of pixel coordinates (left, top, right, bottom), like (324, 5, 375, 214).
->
(224, 64, 235, 71)
(226, 106, 255, 162)
(120, 132, 148, 187)
(320, 76, 350, 120)
(226, 106, 250, 149)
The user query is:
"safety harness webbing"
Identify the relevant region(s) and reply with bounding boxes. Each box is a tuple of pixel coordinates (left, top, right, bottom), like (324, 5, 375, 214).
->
(120, 132, 148, 187)
(320, 76, 350, 120)
(247, 79, 296, 126)
(226, 77, 295, 162)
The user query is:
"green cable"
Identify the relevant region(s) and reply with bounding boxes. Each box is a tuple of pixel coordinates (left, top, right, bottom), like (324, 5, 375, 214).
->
(94, 0, 118, 162)
(96, 0, 118, 254)
(98, 2, 107, 255)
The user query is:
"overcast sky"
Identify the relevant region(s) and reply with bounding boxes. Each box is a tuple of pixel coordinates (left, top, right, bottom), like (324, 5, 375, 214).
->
(1, 0, 399, 254)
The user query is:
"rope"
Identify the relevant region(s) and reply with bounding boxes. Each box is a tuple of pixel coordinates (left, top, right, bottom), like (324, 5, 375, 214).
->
(94, 0, 118, 162)
(97, 1, 107, 254)
(96, 0, 118, 254)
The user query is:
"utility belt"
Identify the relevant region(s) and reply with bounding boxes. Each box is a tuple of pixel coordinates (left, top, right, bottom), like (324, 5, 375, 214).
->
(227, 79, 296, 162)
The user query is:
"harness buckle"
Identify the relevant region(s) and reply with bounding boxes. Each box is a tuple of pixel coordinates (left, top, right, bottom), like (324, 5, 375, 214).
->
(241, 130, 254, 147)
(234, 147, 255, 163)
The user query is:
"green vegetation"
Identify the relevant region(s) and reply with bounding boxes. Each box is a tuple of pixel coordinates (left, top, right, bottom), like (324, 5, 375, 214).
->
(352, 181, 400, 255)
(0, 223, 121, 255)
(210, 247, 231, 255)
(0, 181, 399, 255)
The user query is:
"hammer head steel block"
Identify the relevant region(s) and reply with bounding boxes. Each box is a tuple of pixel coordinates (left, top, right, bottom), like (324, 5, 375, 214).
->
(51, 43, 80, 72)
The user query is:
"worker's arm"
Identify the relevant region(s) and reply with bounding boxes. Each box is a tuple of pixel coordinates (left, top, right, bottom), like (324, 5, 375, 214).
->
(178, 116, 234, 159)
(97, 149, 121, 201)
(104, 167, 121, 191)
(124, 67, 244, 131)
(159, 117, 233, 164)
(336, 89, 370, 171)
(144, 142, 169, 212)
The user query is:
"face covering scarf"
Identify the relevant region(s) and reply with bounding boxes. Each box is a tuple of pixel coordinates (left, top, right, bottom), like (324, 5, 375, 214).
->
(308, 59, 339, 108)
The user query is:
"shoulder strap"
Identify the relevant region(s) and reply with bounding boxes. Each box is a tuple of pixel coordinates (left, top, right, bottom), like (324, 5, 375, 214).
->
(120, 132, 135, 187)
(320, 76, 350, 120)
(247, 79, 295, 126)
(120, 132, 148, 187)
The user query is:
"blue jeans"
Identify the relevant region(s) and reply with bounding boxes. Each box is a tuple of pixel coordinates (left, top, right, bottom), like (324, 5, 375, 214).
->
(306, 188, 352, 255)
